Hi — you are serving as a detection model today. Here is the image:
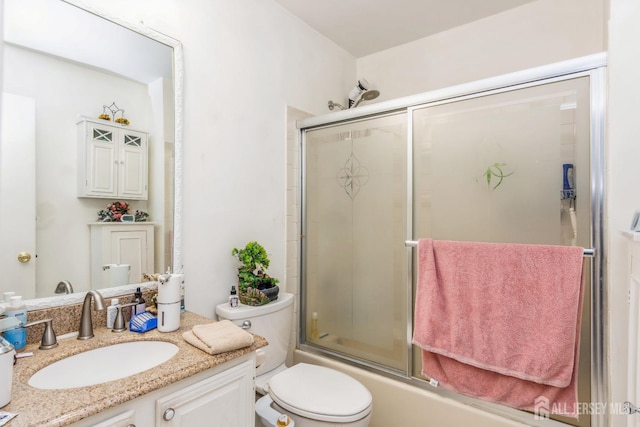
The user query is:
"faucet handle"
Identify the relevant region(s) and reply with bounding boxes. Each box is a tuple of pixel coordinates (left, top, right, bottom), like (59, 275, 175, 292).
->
(112, 303, 138, 333)
(25, 318, 58, 350)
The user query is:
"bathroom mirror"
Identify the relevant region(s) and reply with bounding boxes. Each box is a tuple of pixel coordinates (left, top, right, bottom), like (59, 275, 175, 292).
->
(0, 0, 183, 304)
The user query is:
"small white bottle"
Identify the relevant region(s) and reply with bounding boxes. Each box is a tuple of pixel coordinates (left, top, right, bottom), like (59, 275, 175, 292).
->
(228, 286, 239, 308)
(106, 298, 119, 329)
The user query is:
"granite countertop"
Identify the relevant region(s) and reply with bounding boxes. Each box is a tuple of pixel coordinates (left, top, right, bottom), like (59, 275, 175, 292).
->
(4, 311, 267, 427)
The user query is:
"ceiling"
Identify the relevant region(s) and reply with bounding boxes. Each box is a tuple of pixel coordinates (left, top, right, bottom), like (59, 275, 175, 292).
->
(273, 0, 537, 57)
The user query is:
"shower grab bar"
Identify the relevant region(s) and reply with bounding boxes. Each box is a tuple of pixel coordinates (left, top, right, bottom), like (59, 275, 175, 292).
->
(404, 240, 595, 257)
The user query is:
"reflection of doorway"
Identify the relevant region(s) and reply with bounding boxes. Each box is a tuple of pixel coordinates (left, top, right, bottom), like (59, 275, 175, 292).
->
(0, 93, 36, 298)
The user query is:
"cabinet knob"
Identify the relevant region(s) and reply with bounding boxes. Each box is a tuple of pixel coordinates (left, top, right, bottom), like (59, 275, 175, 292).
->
(163, 408, 176, 421)
(241, 320, 252, 330)
(126, 424, 136, 427)
(17, 252, 32, 263)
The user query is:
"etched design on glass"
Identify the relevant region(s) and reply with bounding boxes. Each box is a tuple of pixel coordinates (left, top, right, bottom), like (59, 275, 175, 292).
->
(337, 152, 369, 199)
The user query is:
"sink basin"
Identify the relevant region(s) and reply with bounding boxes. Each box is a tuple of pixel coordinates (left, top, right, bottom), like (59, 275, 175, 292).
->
(28, 341, 179, 389)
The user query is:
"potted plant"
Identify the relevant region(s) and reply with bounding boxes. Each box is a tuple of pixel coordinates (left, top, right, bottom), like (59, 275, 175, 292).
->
(231, 241, 280, 306)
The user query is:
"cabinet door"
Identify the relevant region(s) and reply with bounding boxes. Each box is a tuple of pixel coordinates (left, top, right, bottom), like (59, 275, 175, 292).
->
(109, 229, 150, 285)
(155, 359, 255, 427)
(119, 129, 148, 200)
(86, 123, 117, 197)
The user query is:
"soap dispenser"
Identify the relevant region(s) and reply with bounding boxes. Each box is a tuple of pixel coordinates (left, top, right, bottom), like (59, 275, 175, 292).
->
(157, 271, 182, 332)
(3, 296, 26, 350)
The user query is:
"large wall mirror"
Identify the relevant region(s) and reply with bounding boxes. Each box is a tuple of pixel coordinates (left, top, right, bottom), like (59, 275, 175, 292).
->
(0, 0, 183, 306)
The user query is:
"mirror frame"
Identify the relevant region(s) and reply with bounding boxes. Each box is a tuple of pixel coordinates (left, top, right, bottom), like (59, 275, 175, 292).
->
(23, 0, 183, 309)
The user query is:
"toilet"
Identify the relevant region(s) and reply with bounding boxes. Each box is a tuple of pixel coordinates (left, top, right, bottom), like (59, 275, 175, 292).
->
(216, 292, 372, 427)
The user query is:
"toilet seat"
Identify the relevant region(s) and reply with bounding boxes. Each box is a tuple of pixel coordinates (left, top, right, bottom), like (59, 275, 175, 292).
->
(268, 363, 372, 423)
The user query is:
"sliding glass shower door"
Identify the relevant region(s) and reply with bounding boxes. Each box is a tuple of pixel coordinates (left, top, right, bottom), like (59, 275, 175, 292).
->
(410, 76, 592, 427)
(302, 73, 598, 427)
(303, 113, 410, 372)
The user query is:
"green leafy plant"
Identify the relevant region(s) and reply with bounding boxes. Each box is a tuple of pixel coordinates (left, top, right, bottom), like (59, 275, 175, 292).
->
(231, 241, 279, 305)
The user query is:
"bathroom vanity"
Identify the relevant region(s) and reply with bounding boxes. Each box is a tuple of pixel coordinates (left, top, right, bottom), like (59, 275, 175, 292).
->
(4, 311, 266, 426)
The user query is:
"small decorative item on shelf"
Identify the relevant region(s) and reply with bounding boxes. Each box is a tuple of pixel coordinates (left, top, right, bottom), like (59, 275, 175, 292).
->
(97, 201, 130, 222)
(231, 241, 280, 306)
(134, 209, 149, 222)
(100, 102, 130, 126)
(97, 201, 149, 222)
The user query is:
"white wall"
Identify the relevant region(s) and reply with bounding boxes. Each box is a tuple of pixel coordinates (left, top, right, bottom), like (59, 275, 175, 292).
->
(77, 0, 357, 319)
(357, 0, 605, 100)
(607, 1, 640, 425)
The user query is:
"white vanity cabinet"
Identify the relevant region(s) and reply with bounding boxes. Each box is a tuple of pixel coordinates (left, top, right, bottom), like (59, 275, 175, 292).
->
(71, 354, 256, 427)
(90, 222, 155, 287)
(77, 118, 148, 200)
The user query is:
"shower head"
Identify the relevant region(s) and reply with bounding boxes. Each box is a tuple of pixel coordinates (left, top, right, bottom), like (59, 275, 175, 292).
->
(348, 78, 374, 108)
(329, 78, 380, 111)
(352, 89, 380, 108)
(361, 89, 380, 101)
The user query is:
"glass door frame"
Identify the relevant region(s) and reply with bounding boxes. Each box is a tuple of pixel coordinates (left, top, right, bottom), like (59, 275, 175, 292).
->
(299, 53, 606, 427)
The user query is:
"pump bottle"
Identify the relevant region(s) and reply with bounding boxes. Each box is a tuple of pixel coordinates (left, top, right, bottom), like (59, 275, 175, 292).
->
(3, 296, 27, 350)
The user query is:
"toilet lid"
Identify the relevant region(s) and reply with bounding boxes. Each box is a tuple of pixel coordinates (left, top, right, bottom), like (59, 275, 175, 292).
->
(268, 363, 372, 423)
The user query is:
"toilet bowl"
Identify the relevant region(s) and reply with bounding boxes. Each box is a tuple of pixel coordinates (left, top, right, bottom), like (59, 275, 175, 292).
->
(256, 363, 372, 427)
(215, 292, 373, 427)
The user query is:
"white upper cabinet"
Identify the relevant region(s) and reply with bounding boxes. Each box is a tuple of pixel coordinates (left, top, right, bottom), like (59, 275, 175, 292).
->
(78, 118, 148, 200)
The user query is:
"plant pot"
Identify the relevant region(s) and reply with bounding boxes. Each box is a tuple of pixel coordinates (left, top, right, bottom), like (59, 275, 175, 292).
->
(259, 284, 279, 302)
(239, 285, 280, 306)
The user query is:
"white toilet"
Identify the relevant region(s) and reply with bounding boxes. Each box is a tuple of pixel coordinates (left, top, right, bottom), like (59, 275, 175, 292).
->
(216, 292, 372, 427)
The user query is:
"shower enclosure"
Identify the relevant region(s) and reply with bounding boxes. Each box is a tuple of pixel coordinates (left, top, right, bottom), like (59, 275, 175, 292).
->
(299, 55, 605, 427)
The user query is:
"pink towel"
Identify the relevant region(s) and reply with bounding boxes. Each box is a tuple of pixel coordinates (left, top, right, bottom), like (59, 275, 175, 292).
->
(412, 239, 584, 417)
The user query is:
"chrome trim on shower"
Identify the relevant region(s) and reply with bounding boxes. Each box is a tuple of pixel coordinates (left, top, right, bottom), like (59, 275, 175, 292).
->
(406, 108, 414, 378)
(404, 241, 596, 257)
(589, 65, 608, 427)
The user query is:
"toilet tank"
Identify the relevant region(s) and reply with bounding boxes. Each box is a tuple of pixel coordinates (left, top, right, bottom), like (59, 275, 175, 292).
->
(216, 292, 294, 376)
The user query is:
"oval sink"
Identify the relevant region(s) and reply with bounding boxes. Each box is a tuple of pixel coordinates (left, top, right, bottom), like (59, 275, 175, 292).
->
(28, 341, 179, 389)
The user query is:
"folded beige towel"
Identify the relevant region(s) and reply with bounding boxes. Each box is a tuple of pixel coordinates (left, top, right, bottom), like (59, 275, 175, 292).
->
(183, 320, 254, 355)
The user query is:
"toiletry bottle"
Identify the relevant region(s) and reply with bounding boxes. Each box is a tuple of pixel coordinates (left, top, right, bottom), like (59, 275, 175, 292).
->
(179, 271, 185, 313)
(106, 298, 119, 329)
(3, 296, 26, 350)
(310, 312, 319, 339)
(132, 287, 146, 316)
(2, 292, 15, 303)
(229, 285, 239, 308)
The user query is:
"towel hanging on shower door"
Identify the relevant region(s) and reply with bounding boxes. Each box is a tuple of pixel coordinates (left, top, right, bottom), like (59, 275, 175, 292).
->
(412, 238, 585, 418)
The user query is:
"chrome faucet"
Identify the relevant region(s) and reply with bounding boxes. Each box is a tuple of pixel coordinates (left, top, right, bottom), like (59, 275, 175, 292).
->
(25, 318, 58, 349)
(78, 290, 106, 340)
(54, 280, 74, 294)
(112, 302, 138, 333)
